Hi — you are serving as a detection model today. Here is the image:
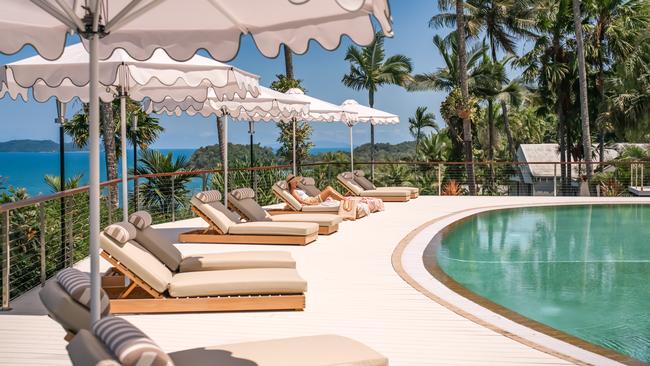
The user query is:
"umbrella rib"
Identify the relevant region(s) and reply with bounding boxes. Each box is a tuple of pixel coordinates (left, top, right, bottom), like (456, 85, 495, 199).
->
(104, 0, 144, 32)
(53, 0, 85, 30)
(207, 0, 248, 33)
(30, 0, 80, 31)
(104, 0, 165, 33)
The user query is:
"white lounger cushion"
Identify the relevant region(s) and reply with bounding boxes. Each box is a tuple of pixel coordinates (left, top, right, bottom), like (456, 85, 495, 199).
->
(377, 186, 419, 194)
(228, 221, 318, 236)
(301, 204, 339, 212)
(179, 251, 296, 272)
(360, 189, 410, 198)
(191, 196, 235, 233)
(168, 335, 388, 366)
(269, 213, 342, 226)
(168, 268, 307, 297)
(272, 182, 303, 211)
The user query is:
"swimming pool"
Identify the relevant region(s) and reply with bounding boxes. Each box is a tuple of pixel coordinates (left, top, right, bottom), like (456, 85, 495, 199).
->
(431, 204, 650, 363)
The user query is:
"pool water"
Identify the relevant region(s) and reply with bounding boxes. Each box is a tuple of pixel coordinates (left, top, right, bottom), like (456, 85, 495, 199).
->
(433, 204, 650, 362)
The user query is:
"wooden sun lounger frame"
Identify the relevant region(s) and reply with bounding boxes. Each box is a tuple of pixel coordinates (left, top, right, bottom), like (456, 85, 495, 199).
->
(100, 251, 305, 314)
(178, 206, 318, 245)
(228, 201, 339, 235)
(337, 178, 411, 202)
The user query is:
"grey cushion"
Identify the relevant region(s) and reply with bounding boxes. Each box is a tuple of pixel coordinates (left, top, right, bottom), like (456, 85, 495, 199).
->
(297, 177, 321, 197)
(228, 193, 270, 222)
(195, 190, 222, 203)
(56, 268, 110, 317)
(104, 222, 136, 244)
(93, 317, 174, 366)
(39, 280, 93, 334)
(231, 188, 256, 200)
(135, 226, 183, 272)
(67, 329, 119, 366)
(128, 211, 153, 230)
(353, 172, 376, 190)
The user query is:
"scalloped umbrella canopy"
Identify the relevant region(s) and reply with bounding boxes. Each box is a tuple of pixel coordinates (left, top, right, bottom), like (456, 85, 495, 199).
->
(285, 88, 358, 123)
(0, 43, 261, 103)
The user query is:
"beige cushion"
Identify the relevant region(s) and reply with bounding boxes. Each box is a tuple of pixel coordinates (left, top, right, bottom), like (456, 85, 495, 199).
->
(191, 196, 234, 234)
(270, 213, 342, 226)
(99, 233, 172, 294)
(128, 211, 152, 230)
(228, 221, 318, 236)
(300, 177, 316, 186)
(195, 190, 222, 203)
(377, 186, 419, 194)
(228, 193, 270, 222)
(135, 226, 183, 272)
(56, 268, 110, 317)
(67, 329, 120, 366)
(353, 171, 377, 190)
(231, 187, 256, 200)
(169, 268, 307, 297)
(104, 222, 136, 244)
(93, 317, 174, 366)
(360, 189, 410, 198)
(272, 182, 302, 211)
(39, 280, 94, 334)
(301, 204, 339, 212)
(169, 335, 388, 366)
(337, 173, 364, 195)
(179, 251, 296, 272)
(298, 177, 321, 196)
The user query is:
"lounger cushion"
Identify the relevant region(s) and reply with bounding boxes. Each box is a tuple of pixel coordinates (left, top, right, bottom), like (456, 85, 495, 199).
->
(168, 335, 388, 366)
(270, 213, 342, 226)
(231, 188, 256, 200)
(93, 317, 174, 366)
(360, 189, 410, 198)
(195, 190, 222, 203)
(298, 177, 321, 196)
(104, 222, 136, 244)
(56, 268, 111, 317)
(191, 197, 235, 234)
(67, 330, 119, 366)
(228, 221, 318, 236)
(301, 203, 339, 212)
(377, 186, 420, 194)
(272, 182, 302, 211)
(128, 211, 152, 230)
(135, 226, 183, 271)
(353, 170, 377, 190)
(338, 173, 364, 195)
(179, 251, 296, 272)
(100, 233, 173, 294)
(168, 268, 307, 297)
(228, 193, 270, 222)
(39, 280, 93, 334)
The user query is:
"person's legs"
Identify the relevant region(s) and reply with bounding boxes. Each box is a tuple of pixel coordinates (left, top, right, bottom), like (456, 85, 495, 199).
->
(319, 186, 345, 201)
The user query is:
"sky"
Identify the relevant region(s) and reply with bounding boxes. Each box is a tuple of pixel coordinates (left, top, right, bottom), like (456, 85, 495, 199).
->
(0, 1, 452, 150)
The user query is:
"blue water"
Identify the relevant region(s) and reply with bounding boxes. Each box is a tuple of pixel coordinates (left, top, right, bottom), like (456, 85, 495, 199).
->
(0, 149, 194, 196)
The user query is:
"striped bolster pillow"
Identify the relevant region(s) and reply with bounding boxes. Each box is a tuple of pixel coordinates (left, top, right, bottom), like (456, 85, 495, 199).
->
(231, 187, 255, 200)
(56, 268, 110, 317)
(128, 211, 152, 230)
(104, 222, 136, 244)
(195, 190, 222, 203)
(93, 317, 174, 366)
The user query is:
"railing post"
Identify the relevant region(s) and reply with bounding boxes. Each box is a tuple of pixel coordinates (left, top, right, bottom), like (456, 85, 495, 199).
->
(553, 163, 557, 197)
(39, 203, 46, 286)
(2, 210, 11, 311)
(437, 163, 443, 196)
(171, 176, 176, 222)
(201, 173, 207, 192)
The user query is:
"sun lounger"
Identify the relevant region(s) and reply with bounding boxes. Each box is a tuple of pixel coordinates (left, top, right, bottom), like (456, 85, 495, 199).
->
(227, 188, 342, 235)
(352, 169, 419, 198)
(66, 316, 388, 366)
(127, 211, 296, 270)
(179, 190, 319, 245)
(99, 222, 307, 313)
(338, 172, 411, 202)
(271, 180, 368, 219)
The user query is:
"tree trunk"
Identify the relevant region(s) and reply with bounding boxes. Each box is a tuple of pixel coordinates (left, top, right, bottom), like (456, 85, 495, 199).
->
(369, 90, 375, 180)
(572, 0, 593, 177)
(456, 0, 476, 194)
(501, 101, 516, 161)
(596, 22, 606, 167)
(216, 115, 226, 166)
(284, 45, 294, 81)
(100, 102, 118, 209)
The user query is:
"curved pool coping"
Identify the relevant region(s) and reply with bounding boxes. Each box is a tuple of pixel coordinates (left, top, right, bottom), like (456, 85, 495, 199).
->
(392, 199, 650, 366)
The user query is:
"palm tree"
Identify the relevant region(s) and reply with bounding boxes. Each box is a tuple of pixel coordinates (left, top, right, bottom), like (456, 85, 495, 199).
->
(417, 132, 452, 161)
(456, 0, 475, 194)
(284, 45, 295, 81)
(409, 106, 438, 154)
(342, 32, 413, 179)
(44, 174, 83, 193)
(572, 0, 593, 176)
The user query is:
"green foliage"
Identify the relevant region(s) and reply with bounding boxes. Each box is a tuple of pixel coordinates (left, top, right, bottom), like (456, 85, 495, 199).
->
(409, 106, 438, 152)
(137, 150, 196, 214)
(276, 121, 314, 171)
(189, 143, 277, 170)
(417, 132, 452, 162)
(269, 74, 305, 93)
(44, 174, 83, 193)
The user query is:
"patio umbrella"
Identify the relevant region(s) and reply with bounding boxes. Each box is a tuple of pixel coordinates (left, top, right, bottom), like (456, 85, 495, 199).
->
(1, 43, 261, 222)
(0, 0, 391, 323)
(146, 86, 310, 207)
(284, 88, 358, 175)
(340, 99, 399, 171)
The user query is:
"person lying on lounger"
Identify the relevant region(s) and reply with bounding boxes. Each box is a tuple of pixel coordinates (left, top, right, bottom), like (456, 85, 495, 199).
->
(287, 175, 345, 205)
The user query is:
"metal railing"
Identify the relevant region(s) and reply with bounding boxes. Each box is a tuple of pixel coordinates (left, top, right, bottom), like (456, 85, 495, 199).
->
(1, 160, 648, 310)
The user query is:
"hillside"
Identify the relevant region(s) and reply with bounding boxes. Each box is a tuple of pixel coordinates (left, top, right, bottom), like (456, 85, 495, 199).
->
(0, 140, 84, 152)
(189, 143, 277, 169)
(306, 141, 416, 163)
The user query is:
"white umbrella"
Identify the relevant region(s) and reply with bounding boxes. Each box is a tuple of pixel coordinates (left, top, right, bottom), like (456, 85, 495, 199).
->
(1, 42, 261, 221)
(340, 99, 399, 171)
(0, 0, 390, 323)
(147, 86, 310, 207)
(284, 88, 358, 174)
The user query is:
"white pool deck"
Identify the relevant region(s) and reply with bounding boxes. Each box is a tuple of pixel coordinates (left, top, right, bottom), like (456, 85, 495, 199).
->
(1, 196, 647, 366)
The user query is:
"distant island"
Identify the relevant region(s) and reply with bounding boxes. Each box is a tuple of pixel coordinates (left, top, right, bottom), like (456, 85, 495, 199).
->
(0, 139, 85, 153)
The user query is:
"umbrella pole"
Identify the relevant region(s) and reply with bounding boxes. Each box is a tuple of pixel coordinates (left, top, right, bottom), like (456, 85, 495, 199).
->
(249, 121, 255, 188)
(120, 92, 128, 221)
(292, 118, 297, 175)
(56, 100, 67, 269)
(349, 125, 354, 171)
(88, 30, 101, 324)
(223, 112, 229, 208)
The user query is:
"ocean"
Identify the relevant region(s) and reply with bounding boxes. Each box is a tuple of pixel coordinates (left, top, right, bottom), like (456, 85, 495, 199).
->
(0, 149, 194, 196)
